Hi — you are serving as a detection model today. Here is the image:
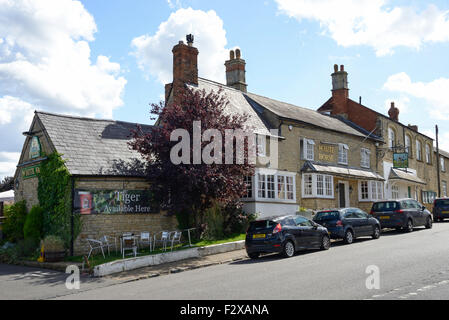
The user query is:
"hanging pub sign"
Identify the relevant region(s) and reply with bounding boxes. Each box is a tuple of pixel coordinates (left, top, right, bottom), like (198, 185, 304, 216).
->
(74, 189, 159, 215)
(393, 153, 409, 169)
(29, 136, 41, 159)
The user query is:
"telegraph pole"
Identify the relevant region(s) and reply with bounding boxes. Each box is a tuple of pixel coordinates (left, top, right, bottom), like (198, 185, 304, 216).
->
(436, 125, 441, 198)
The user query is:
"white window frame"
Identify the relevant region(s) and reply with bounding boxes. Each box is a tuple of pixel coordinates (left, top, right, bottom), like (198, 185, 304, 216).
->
(338, 143, 349, 165)
(391, 185, 399, 199)
(242, 176, 253, 199)
(358, 180, 384, 202)
(425, 144, 431, 164)
(405, 135, 411, 155)
(361, 148, 371, 168)
(253, 169, 296, 203)
(301, 138, 315, 161)
(416, 140, 422, 161)
(441, 156, 446, 172)
(388, 128, 395, 150)
(302, 173, 334, 199)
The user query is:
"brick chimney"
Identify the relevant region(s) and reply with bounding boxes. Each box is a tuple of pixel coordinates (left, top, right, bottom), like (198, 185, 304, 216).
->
(225, 49, 247, 92)
(169, 34, 199, 104)
(331, 64, 349, 118)
(388, 102, 399, 122)
(408, 124, 418, 132)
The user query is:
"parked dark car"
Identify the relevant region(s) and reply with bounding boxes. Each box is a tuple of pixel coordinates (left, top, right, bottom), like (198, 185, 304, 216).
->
(313, 208, 381, 244)
(433, 198, 449, 222)
(370, 198, 433, 232)
(245, 215, 330, 259)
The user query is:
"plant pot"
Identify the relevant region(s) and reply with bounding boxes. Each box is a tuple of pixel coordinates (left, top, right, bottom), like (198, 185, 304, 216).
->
(44, 251, 66, 262)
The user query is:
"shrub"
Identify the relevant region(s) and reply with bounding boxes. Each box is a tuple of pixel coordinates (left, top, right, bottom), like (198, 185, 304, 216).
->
(201, 203, 225, 240)
(2, 201, 27, 243)
(223, 204, 258, 235)
(42, 235, 65, 252)
(23, 205, 44, 242)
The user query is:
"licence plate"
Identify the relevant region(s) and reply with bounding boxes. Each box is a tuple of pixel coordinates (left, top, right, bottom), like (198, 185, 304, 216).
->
(443, 211, 449, 214)
(253, 234, 265, 239)
(380, 216, 390, 220)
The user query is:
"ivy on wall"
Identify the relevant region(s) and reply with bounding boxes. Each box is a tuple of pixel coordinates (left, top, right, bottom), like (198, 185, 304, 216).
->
(37, 152, 81, 249)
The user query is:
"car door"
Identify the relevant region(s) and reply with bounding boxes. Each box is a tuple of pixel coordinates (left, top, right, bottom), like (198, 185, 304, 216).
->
(343, 210, 362, 237)
(294, 216, 315, 248)
(409, 200, 423, 226)
(354, 209, 371, 236)
(414, 200, 427, 226)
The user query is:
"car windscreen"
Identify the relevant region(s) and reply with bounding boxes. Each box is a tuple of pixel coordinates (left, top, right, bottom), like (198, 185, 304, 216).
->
(248, 220, 277, 231)
(314, 211, 340, 221)
(435, 199, 449, 206)
(372, 201, 399, 212)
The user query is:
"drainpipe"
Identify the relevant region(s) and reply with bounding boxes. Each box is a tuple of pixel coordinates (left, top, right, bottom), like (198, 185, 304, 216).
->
(436, 125, 441, 197)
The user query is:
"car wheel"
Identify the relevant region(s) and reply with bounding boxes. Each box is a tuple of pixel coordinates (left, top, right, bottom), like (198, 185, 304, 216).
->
(425, 216, 433, 229)
(248, 252, 260, 259)
(405, 219, 413, 233)
(282, 240, 295, 258)
(320, 235, 331, 250)
(344, 229, 354, 244)
(372, 225, 381, 239)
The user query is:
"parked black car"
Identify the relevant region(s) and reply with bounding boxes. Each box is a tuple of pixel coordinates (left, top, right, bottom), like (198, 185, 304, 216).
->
(245, 215, 330, 259)
(370, 198, 433, 232)
(433, 198, 449, 222)
(313, 208, 381, 244)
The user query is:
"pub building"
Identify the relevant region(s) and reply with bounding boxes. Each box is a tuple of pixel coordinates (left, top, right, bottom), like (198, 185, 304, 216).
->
(14, 111, 177, 255)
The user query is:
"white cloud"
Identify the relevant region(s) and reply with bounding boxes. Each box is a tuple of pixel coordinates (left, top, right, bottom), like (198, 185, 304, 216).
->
(131, 7, 230, 85)
(383, 72, 449, 120)
(384, 96, 410, 115)
(0, 0, 127, 178)
(275, 0, 449, 56)
(422, 129, 449, 152)
(0, 152, 20, 180)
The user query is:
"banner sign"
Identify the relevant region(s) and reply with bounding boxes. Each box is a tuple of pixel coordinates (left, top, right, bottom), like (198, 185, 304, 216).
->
(22, 165, 41, 180)
(393, 153, 409, 169)
(74, 189, 159, 215)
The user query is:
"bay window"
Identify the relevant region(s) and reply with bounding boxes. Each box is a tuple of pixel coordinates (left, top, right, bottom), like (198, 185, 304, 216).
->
(251, 171, 296, 201)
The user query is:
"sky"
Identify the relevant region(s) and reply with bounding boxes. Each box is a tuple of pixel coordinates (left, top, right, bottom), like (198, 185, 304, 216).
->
(1, 0, 449, 180)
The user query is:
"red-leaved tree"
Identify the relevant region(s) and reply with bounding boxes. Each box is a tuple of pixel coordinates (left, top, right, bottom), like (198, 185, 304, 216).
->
(130, 87, 256, 228)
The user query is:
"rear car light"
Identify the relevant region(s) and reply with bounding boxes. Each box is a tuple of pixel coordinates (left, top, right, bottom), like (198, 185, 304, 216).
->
(336, 220, 343, 226)
(394, 209, 404, 213)
(369, 210, 374, 215)
(273, 223, 282, 234)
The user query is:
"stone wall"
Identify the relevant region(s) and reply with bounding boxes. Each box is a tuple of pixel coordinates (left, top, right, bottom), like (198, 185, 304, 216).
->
(73, 177, 177, 256)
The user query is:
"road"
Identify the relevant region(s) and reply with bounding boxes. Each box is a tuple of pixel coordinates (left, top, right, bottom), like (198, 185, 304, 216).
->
(2, 221, 449, 300)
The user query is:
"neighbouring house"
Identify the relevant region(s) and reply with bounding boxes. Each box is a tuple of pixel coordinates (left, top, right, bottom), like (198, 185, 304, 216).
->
(317, 64, 438, 209)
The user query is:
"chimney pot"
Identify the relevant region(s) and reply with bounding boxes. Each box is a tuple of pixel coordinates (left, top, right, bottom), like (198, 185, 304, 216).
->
(340, 65, 344, 72)
(334, 64, 338, 73)
(388, 101, 399, 121)
(236, 49, 241, 59)
(225, 48, 247, 92)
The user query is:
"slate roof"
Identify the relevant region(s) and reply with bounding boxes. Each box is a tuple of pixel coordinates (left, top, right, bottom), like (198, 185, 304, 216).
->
(245, 92, 378, 140)
(36, 111, 151, 176)
(190, 78, 272, 136)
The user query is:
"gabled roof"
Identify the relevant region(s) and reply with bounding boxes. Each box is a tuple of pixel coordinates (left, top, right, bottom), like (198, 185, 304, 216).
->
(245, 92, 377, 140)
(189, 78, 272, 136)
(36, 111, 152, 176)
(319, 97, 433, 141)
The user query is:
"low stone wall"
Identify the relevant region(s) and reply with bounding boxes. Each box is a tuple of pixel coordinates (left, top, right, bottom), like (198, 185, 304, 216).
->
(93, 240, 246, 277)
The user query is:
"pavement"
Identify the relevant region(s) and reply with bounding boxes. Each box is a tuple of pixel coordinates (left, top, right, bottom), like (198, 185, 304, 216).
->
(105, 249, 249, 282)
